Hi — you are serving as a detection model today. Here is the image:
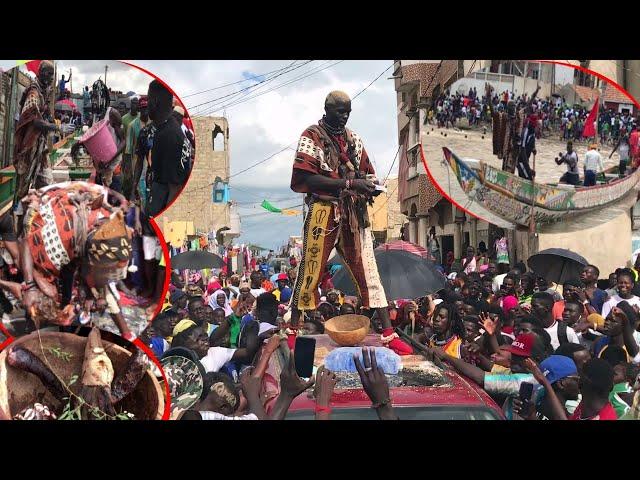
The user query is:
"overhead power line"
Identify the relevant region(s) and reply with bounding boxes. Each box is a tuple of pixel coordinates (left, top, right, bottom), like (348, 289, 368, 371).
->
(182, 61, 300, 99)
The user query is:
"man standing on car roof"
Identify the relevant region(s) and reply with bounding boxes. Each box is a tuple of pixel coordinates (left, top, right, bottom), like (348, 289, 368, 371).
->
(288, 91, 412, 355)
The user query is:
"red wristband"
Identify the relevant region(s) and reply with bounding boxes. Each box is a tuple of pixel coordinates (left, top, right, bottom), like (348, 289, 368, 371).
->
(315, 404, 331, 414)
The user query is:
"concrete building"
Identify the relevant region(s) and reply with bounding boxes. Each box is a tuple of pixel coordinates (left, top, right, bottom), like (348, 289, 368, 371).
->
(556, 84, 600, 108)
(368, 176, 403, 245)
(395, 60, 498, 260)
(450, 61, 556, 101)
(1, 67, 35, 169)
(602, 83, 636, 115)
(394, 59, 640, 268)
(160, 116, 241, 248)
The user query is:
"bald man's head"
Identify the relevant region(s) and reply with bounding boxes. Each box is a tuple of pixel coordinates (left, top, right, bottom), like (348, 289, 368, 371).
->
(325, 90, 351, 108)
(324, 91, 351, 131)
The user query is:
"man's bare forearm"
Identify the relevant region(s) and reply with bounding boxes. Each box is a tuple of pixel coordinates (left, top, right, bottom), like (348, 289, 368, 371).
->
(304, 174, 346, 194)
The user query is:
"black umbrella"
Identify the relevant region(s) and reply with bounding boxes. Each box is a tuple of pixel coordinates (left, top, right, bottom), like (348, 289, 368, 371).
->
(170, 251, 225, 270)
(527, 248, 589, 285)
(331, 249, 446, 300)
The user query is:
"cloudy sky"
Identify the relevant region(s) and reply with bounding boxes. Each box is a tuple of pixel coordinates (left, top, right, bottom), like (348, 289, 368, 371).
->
(28, 60, 587, 251)
(128, 60, 399, 250)
(54, 60, 151, 96)
(19, 60, 398, 250)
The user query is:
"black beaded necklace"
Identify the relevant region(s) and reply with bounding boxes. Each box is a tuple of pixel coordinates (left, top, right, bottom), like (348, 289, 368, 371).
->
(320, 115, 345, 136)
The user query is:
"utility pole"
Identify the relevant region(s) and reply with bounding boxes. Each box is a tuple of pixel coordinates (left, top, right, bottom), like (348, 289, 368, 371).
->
(104, 65, 108, 87)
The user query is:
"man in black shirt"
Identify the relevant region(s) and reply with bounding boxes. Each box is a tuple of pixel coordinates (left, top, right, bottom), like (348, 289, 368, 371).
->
(146, 80, 192, 217)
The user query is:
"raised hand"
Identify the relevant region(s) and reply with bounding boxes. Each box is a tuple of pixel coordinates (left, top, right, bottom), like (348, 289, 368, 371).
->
(524, 358, 546, 385)
(512, 397, 536, 420)
(353, 347, 398, 419)
(462, 341, 481, 355)
(478, 312, 498, 336)
(461, 341, 481, 363)
(240, 366, 263, 400)
(353, 347, 390, 407)
(574, 288, 588, 304)
(313, 365, 338, 407)
(573, 317, 591, 334)
(233, 300, 248, 318)
(264, 334, 281, 355)
(279, 343, 314, 399)
(612, 306, 628, 326)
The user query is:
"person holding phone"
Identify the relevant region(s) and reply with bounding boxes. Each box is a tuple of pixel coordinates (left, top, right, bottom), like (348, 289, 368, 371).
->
(431, 333, 548, 420)
(288, 91, 411, 356)
(512, 355, 580, 420)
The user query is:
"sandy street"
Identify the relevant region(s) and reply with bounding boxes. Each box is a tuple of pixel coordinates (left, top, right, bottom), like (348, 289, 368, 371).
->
(421, 123, 637, 233)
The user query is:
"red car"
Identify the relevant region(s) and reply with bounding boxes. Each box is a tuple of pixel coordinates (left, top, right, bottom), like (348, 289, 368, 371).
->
(264, 334, 505, 420)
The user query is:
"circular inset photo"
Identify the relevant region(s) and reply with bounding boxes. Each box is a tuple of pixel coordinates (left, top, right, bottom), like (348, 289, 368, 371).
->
(421, 61, 639, 233)
(0, 60, 192, 341)
(0, 326, 166, 420)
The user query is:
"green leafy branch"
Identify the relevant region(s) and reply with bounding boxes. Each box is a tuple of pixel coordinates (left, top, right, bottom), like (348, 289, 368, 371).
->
(47, 347, 73, 362)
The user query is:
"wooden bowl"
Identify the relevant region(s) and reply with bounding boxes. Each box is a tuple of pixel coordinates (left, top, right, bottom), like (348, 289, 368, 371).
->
(0, 332, 164, 420)
(324, 314, 371, 346)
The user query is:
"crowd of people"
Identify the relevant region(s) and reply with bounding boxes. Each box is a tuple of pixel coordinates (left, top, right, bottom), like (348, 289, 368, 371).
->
(430, 85, 637, 147)
(153, 241, 640, 420)
(399, 242, 640, 420)
(0, 61, 198, 341)
(154, 259, 402, 419)
(436, 83, 639, 184)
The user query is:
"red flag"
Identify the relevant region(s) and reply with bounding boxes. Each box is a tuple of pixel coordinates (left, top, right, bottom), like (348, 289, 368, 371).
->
(25, 60, 41, 74)
(582, 97, 599, 138)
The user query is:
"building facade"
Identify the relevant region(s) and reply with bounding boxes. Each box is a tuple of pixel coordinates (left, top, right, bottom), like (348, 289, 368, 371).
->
(368, 176, 403, 245)
(394, 60, 628, 265)
(160, 116, 241, 248)
(395, 60, 498, 261)
(1, 67, 34, 168)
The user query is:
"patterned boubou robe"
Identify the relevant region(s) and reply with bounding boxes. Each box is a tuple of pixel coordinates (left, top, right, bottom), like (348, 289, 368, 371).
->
(289, 122, 387, 312)
(491, 109, 525, 174)
(23, 182, 132, 321)
(12, 80, 54, 215)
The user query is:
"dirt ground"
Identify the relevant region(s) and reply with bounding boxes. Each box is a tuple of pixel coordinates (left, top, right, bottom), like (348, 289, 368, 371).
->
(422, 124, 637, 233)
(423, 124, 618, 185)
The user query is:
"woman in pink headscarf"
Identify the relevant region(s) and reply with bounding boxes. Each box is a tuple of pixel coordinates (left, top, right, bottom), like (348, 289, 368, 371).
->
(500, 295, 522, 336)
(501, 295, 519, 317)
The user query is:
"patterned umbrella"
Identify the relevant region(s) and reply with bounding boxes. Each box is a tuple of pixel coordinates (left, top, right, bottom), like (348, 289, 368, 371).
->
(55, 99, 78, 112)
(375, 240, 432, 260)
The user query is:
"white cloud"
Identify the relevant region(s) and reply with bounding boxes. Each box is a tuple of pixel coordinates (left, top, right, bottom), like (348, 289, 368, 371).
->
(124, 60, 398, 248)
(55, 60, 152, 95)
